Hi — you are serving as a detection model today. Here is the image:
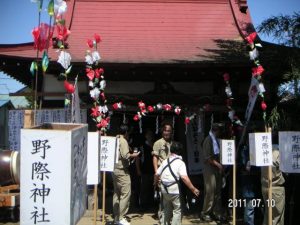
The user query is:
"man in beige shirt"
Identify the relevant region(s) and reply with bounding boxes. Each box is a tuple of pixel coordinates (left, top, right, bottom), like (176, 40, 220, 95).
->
(113, 124, 140, 225)
(152, 122, 173, 225)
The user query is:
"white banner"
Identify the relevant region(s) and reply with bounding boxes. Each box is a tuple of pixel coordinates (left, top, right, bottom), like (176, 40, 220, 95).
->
(279, 131, 300, 173)
(245, 77, 259, 122)
(186, 114, 204, 174)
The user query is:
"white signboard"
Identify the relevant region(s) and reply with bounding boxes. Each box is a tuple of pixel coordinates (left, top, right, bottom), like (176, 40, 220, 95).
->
(100, 136, 119, 172)
(220, 139, 235, 165)
(249, 132, 272, 166)
(279, 131, 300, 173)
(20, 123, 88, 225)
(87, 132, 101, 184)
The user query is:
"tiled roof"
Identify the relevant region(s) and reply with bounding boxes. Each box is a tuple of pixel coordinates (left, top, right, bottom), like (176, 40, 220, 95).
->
(0, 0, 254, 64)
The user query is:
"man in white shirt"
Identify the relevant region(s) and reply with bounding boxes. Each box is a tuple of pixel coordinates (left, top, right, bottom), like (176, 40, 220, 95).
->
(155, 142, 200, 225)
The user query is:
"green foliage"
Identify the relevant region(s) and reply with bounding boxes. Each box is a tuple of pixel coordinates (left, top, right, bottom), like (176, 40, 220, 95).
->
(257, 12, 300, 47)
(267, 106, 289, 130)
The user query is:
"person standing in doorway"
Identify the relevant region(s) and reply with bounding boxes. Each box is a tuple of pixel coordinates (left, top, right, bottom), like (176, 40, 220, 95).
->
(152, 121, 173, 225)
(113, 124, 140, 225)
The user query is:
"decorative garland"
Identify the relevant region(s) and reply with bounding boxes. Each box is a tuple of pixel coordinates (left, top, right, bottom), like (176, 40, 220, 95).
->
(245, 32, 267, 122)
(84, 34, 110, 132)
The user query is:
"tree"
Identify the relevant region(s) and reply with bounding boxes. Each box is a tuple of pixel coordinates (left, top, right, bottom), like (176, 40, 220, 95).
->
(257, 12, 300, 97)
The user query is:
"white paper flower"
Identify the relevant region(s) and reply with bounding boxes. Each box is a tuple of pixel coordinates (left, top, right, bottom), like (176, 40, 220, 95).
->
(249, 48, 259, 60)
(225, 86, 232, 97)
(90, 88, 100, 99)
(57, 51, 71, 69)
(99, 105, 108, 114)
(85, 54, 93, 65)
(99, 80, 106, 90)
(89, 81, 94, 88)
(228, 110, 235, 121)
(54, 0, 67, 16)
(92, 51, 101, 62)
(258, 83, 266, 93)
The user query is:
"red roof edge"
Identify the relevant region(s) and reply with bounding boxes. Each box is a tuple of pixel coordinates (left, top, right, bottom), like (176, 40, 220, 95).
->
(229, 0, 255, 38)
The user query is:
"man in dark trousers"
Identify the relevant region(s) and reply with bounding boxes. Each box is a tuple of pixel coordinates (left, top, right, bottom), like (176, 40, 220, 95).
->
(200, 123, 225, 223)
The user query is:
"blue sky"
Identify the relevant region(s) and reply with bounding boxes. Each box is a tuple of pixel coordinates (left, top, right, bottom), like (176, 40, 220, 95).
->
(0, 0, 299, 93)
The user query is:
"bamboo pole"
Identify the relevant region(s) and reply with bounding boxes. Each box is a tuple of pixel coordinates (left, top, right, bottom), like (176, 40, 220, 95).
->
(102, 171, 106, 225)
(93, 184, 98, 225)
(267, 127, 272, 225)
(232, 160, 236, 225)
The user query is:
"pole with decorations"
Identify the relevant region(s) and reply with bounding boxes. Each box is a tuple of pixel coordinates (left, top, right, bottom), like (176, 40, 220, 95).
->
(245, 32, 272, 225)
(84, 33, 107, 225)
(223, 72, 243, 225)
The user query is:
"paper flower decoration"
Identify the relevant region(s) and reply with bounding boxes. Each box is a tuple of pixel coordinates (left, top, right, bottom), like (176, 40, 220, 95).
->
(184, 117, 190, 125)
(85, 54, 93, 65)
(252, 65, 265, 77)
(138, 101, 146, 109)
(245, 32, 257, 44)
(223, 73, 230, 82)
(99, 105, 109, 114)
(92, 51, 101, 62)
(32, 23, 53, 52)
(54, 0, 67, 16)
(87, 39, 94, 48)
(99, 80, 106, 90)
(249, 48, 259, 61)
(64, 80, 75, 93)
(112, 102, 123, 110)
(147, 105, 154, 112)
(174, 106, 181, 115)
(94, 33, 101, 43)
(90, 106, 100, 117)
(163, 104, 172, 111)
(156, 103, 162, 110)
(261, 101, 267, 111)
(58, 51, 71, 69)
(97, 118, 109, 129)
(56, 24, 70, 41)
(90, 88, 100, 99)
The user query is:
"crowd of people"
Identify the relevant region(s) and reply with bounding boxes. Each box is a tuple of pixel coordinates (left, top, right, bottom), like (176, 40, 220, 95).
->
(111, 121, 286, 225)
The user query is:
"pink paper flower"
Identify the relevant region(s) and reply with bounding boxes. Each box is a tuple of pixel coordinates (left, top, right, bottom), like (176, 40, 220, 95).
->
(64, 80, 75, 93)
(223, 73, 230, 82)
(147, 105, 154, 112)
(261, 101, 267, 111)
(163, 104, 172, 111)
(184, 117, 190, 125)
(94, 33, 101, 43)
(87, 39, 94, 48)
(245, 32, 257, 44)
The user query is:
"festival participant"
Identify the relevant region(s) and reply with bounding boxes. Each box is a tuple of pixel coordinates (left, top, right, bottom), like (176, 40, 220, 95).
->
(152, 121, 173, 225)
(261, 132, 285, 225)
(155, 142, 200, 225)
(200, 123, 226, 223)
(135, 128, 155, 209)
(113, 124, 140, 225)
